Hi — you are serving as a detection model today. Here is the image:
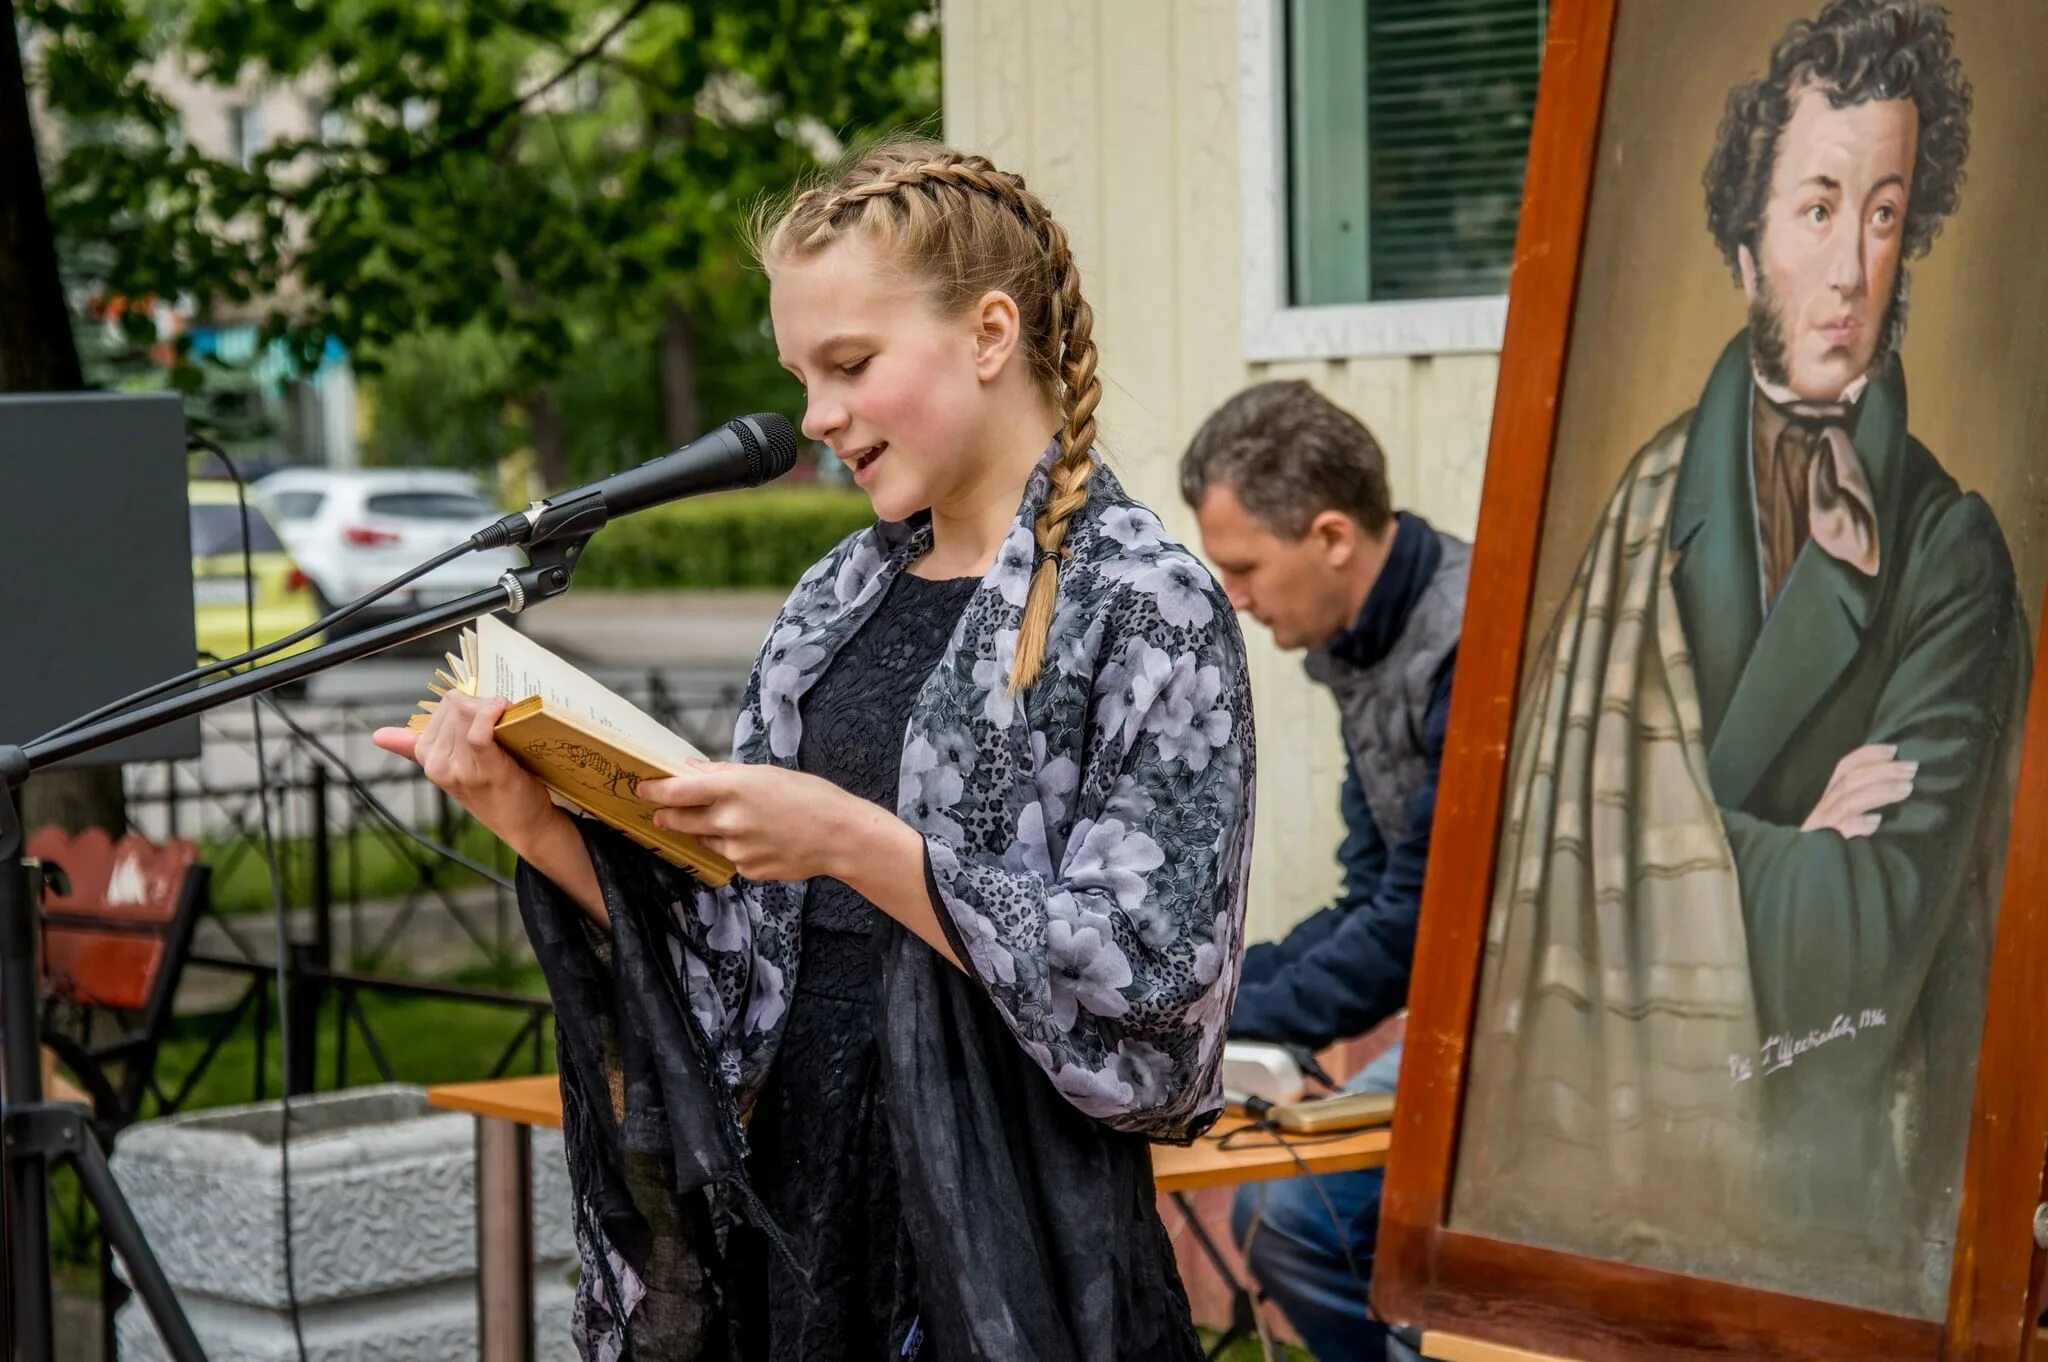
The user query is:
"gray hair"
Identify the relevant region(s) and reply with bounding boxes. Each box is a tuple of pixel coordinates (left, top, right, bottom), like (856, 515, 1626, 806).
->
(1179, 380, 1393, 538)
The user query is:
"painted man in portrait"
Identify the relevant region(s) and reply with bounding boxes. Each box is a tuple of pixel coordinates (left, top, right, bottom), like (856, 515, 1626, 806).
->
(1455, 0, 2030, 1315)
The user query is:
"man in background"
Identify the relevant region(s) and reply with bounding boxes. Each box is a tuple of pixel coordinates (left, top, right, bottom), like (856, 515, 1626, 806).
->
(1181, 380, 1468, 1361)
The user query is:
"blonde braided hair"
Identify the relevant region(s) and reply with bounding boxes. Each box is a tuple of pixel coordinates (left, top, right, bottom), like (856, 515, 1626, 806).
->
(752, 139, 1101, 694)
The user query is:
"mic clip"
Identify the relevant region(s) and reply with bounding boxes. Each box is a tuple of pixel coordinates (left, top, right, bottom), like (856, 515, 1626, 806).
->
(522, 488, 610, 549)
(473, 488, 611, 551)
(491, 525, 596, 617)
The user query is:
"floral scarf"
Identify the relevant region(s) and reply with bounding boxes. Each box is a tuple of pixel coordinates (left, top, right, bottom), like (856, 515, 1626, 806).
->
(521, 447, 1256, 1359)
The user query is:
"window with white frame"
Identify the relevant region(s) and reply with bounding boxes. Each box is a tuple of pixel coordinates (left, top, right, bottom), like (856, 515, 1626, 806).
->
(1241, 0, 1546, 360)
(229, 102, 266, 170)
(317, 102, 350, 145)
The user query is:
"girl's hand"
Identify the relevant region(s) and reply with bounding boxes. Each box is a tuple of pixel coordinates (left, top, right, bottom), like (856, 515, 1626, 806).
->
(372, 692, 560, 848)
(640, 763, 873, 883)
(643, 762, 960, 968)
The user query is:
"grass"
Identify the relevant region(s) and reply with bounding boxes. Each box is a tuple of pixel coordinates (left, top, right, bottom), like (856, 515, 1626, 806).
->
(50, 963, 554, 1280)
(202, 817, 512, 915)
(1198, 1330, 1313, 1360)
(146, 960, 552, 1113)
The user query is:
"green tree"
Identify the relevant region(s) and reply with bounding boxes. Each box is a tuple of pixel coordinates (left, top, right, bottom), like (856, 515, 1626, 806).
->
(0, 0, 130, 833)
(26, 0, 940, 486)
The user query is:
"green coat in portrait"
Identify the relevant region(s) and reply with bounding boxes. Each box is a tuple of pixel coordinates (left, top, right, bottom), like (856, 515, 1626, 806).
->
(1673, 331, 2029, 1256)
(1454, 330, 2031, 1315)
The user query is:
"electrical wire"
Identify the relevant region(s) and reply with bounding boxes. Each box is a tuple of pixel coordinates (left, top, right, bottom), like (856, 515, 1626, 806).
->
(1223, 1105, 1381, 1343)
(207, 441, 310, 1362)
(250, 693, 515, 894)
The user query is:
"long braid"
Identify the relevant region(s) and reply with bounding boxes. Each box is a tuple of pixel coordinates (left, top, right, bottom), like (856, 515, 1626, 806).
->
(1009, 208, 1098, 693)
(756, 141, 1104, 692)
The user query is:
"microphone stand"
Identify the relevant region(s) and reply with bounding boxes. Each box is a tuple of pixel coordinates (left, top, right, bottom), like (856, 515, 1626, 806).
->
(2, 534, 591, 1362)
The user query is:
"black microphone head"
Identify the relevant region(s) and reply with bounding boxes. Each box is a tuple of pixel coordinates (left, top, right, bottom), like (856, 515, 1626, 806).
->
(729, 413, 800, 486)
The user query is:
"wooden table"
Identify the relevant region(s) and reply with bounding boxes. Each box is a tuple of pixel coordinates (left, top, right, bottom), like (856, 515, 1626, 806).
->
(1421, 1335, 1580, 1362)
(428, 1074, 1392, 1361)
(40, 1046, 89, 1109)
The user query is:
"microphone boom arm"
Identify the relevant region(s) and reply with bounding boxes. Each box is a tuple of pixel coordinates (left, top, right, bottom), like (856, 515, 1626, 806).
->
(0, 524, 600, 1362)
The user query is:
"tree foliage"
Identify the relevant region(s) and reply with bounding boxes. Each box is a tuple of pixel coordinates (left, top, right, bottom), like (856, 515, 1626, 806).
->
(24, 0, 939, 480)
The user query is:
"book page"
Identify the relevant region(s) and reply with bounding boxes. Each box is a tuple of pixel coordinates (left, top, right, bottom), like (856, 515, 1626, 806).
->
(472, 614, 708, 772)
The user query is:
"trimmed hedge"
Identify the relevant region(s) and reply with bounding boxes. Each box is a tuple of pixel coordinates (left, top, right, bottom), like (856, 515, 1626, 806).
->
(573, 485, 877, 589)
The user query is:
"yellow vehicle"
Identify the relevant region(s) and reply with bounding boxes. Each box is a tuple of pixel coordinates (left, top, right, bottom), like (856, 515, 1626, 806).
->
(188, 479, 322, 668)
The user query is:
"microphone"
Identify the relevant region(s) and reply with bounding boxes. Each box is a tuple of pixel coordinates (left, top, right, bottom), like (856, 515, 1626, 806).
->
(473, 412, 800, 550)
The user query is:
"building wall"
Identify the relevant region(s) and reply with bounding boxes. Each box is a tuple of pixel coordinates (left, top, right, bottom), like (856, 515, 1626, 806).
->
(943, 0, 1499, 943)
(144, 59, 323, 167)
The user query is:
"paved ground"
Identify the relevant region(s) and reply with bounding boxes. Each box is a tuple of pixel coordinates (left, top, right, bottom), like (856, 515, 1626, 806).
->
(517, 587, 786, 671)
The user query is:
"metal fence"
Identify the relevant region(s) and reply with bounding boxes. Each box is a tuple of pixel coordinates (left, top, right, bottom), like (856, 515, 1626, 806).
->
(103, 666, 746, 1110)
(48, 667, 747, 1296)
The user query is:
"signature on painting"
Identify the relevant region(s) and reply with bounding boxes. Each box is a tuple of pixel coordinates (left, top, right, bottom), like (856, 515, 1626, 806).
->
(1728, 1008, 1888, 1085)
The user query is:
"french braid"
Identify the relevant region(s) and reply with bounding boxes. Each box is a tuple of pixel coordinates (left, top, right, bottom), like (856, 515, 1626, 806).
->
(753, 140, 1103, 694)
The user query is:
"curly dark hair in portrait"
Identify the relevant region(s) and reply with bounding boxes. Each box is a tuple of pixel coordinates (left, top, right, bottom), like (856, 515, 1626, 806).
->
(1703, 0, 1972, 280)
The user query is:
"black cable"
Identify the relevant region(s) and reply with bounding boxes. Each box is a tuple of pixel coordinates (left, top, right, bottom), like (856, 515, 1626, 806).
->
(209, 444, 310, 1362)
(1281, 1043, 1339, 1093)
(251, 693, 516, 894)
(1226, 1108, 1378, 1331)
(1212, 1122, 1372, 1152)
(250, 691, 311, 1362)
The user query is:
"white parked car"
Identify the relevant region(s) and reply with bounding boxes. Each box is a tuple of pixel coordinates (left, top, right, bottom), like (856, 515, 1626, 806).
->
(252, 468, 528, 632)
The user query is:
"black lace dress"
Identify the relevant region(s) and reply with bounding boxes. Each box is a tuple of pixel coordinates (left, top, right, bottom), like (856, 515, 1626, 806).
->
(731, 570, 977, 1361)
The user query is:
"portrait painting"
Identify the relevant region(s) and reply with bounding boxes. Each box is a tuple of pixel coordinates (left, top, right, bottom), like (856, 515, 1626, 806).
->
(1441, 0, 2048, 1324)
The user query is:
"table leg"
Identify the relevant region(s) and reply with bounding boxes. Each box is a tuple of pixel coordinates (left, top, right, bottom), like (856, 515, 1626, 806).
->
(475, 1115, 535, 1362)
(1171, 1190, 1275, 1362)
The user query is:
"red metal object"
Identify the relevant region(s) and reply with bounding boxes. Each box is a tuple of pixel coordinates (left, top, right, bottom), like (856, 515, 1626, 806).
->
(28, 827, 196, 1012)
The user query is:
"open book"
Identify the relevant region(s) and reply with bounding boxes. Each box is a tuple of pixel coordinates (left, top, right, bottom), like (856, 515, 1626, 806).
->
(407, 615, 737, 886)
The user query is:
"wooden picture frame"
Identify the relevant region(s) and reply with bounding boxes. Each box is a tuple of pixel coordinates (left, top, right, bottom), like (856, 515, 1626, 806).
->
(1372, 1, 2048, 1358)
